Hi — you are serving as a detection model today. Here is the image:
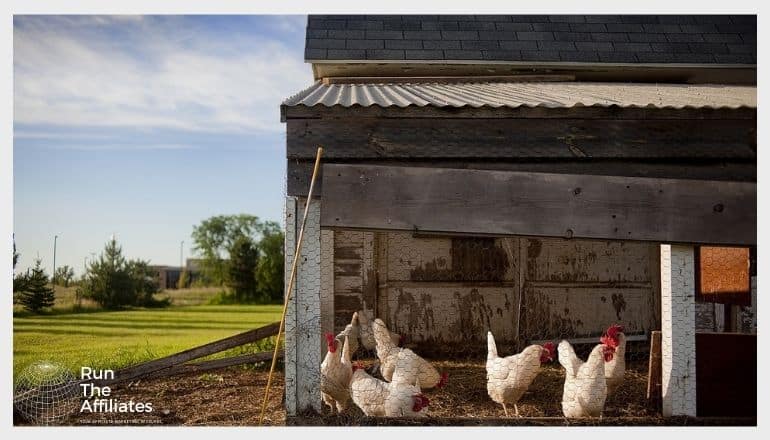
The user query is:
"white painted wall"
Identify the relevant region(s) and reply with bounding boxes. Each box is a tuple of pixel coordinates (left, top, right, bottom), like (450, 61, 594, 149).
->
(284, 196, 323, 415)
(660, 244, 697, 417)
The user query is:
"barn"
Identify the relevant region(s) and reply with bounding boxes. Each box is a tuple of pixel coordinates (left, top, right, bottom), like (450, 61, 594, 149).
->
(279, 14, 756, 423)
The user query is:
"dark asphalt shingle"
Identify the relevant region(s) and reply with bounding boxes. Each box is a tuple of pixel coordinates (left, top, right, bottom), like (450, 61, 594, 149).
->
(306, 15, 756, 64)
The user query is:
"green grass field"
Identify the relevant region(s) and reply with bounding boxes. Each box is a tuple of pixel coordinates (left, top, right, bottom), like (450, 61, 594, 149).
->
(13, 304, 282, 382)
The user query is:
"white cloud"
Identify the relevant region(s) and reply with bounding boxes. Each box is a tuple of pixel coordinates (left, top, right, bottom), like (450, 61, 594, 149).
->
(14, 16, 312, 135)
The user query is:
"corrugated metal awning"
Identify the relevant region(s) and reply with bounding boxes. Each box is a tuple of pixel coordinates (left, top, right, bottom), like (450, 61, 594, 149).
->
(282, 81, 756, 109)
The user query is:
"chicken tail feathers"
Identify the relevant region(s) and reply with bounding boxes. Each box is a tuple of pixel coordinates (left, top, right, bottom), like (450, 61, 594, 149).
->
(487, 331, 498, 360)
(373, 318, 395, 349)
(341, 335, 352, 364)
(558, 340, 581, 377)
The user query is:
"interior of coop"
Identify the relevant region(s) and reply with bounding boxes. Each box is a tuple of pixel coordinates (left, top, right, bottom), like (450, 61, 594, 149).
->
(319, 229, 661, 418)
(301, 226, 756, 420)
(326, 230, 660, 354)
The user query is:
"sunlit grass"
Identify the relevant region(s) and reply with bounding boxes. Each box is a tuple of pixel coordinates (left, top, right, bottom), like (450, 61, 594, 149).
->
(13, 304, 282, 382)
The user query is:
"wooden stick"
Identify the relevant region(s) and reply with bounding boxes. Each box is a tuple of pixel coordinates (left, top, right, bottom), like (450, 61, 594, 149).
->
(258, 146, 324, 425)
(97, 321, 280, 386)
(142, 351, 280, 380)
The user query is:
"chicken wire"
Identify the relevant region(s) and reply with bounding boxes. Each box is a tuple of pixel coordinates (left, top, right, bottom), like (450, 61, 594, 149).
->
(320, 232, 661, 422)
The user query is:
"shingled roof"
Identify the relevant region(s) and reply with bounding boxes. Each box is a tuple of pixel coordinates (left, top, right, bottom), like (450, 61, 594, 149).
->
(305, 15, 756, 64)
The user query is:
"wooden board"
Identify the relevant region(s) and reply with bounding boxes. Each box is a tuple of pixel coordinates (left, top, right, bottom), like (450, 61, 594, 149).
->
(647, 330, 662, 409)
(695, 332, 757, 417)
(320, 164, 756, 246)
(287, 160, 757, 197)
(287, 118, 756, 160)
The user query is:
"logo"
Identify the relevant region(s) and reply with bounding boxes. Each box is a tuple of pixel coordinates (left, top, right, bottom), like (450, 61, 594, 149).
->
(14, 361, 79, 425)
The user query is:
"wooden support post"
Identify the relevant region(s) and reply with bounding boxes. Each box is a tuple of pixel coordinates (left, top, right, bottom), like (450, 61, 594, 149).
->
(258, 147, 323, 425)
(660, 244, 697, 417)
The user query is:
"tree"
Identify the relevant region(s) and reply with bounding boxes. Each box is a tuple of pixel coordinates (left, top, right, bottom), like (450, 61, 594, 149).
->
(12, 236, 28, 294)
(13, 235, 19, 269)
(78, 238, 167, 309)
(255, 224, 284, 303)
(53, 265, 75, 287)
(191, 214, 272, 285)
(17, 259, 55, 313)
(227, 236, 259, 302)
(177, 269, 190, 289)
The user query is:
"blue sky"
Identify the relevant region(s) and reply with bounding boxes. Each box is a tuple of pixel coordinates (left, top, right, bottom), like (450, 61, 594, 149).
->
(13, 15, 311, 275)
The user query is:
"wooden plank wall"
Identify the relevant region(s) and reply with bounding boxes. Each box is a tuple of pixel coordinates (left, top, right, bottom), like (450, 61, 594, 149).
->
(330, 230, 659, 351)
(519, 237, 659, 342)
(321, 164, 757, 246)
(332, 231, 377, 330)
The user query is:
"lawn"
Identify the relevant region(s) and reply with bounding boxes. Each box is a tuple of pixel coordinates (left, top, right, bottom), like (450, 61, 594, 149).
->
(13, 304, 282, 382)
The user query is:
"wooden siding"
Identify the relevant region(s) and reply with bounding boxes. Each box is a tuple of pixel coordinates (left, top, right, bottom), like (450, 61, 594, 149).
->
(287, 118, 755, 160)
(288, 160, 757, 197)
(331, 230, 659, 351)
(321, 164, 757, 246)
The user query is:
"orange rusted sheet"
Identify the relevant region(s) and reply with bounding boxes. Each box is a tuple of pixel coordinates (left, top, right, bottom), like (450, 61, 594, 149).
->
(697, 246, 750, 305)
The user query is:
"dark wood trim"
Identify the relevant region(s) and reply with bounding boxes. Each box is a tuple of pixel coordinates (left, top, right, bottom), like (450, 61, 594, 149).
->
(311, 62, 757, 85)
(282, 104, 756, 121)
(286, 118, 756, 160)
(287, 159, 757, 197)
(320, 164, 756, 246)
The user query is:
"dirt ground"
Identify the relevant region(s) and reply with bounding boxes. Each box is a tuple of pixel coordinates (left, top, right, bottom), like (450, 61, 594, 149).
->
(53, 367, 286, 426)
(17, 355, 753, 426)
(40, 356, 664, 426)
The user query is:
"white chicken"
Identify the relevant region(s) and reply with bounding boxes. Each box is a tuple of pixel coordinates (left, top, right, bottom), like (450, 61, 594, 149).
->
(372, 318, 447, 389)
(558, 338, 616, 418)
(349, 355, 430, 418)
(486, 331, 555, 417)
(357, 308, 402, 351)
(335, 311, 360, 356)
(357, 307, 377, 351)
(320, 333, 353, 414)
(601, 324, 626, 397)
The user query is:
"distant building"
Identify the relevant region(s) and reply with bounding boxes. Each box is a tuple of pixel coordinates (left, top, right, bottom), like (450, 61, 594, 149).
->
(149, 259, 206, 289)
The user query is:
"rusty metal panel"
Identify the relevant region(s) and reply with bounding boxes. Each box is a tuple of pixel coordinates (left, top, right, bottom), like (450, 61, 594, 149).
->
(385, 286, 516, 344)
(386, 232, 516, 282)
(697, 246, 750, 305)
(524, 237, 652, 283)
(520, 285, 657, 341)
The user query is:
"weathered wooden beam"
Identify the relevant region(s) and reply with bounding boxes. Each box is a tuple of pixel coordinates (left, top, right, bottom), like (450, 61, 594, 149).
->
(287, 118, 756, 160)
(287, 159, 757, 197)
(142, 351, 279, 380)
(320, 164, 756, 246)
(282, 103, 757, 121)
(98, 322, 280, 385)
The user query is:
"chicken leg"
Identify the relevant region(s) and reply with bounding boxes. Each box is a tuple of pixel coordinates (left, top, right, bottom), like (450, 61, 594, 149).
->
(514, 404, 520, 417)
(502, 403, 509, 417)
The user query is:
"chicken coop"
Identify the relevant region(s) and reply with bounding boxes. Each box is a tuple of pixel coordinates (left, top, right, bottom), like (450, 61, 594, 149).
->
(280, 14, 757, 425)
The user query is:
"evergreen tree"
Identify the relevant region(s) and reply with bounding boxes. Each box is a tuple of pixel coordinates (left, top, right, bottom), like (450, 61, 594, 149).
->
(78, 238, 166, 309)
(18, 259, 55, 313)
(227, 235, 259, 302)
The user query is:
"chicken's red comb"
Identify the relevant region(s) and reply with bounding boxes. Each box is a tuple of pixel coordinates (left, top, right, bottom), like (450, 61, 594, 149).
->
(606, 324, 624, 337)
(324, 333, 335, 344)
(542, 342, 556, 357)
(352, 362, 365, 371)
(437, 372, 449, 389)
